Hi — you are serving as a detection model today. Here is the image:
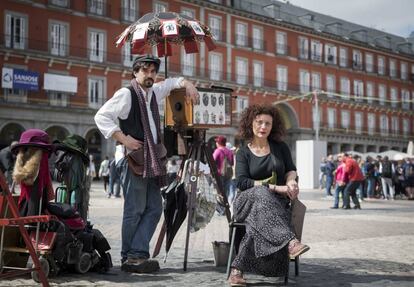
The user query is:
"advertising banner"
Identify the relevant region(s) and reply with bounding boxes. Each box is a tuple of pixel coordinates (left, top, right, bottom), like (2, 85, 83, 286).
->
(1, 67, 39, 91)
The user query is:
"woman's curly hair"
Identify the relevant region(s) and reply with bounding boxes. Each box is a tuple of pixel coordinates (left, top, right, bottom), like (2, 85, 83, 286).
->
(238, 104, 286, 142)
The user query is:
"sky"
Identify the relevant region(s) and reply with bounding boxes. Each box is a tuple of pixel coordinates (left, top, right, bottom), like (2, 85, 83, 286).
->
(288, 0, 414, 38)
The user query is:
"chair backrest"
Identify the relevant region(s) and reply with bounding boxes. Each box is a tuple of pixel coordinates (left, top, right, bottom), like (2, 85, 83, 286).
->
(291, 199, 306, 241)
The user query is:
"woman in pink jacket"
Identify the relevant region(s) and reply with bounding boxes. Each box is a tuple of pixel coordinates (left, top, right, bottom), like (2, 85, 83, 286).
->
(331, 153, 349, 209)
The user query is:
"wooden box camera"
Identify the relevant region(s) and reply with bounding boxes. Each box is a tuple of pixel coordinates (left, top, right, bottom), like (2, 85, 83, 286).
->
(165, 87, 232, 128)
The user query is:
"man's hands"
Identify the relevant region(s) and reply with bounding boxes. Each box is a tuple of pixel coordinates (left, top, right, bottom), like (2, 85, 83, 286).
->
(112, 132, 143, 151)
(124, 135, 143, 151)
(181, 79, 199, 104)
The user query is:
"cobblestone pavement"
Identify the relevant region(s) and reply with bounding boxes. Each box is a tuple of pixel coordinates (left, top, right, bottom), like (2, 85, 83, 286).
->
(1, 182, 413, 286)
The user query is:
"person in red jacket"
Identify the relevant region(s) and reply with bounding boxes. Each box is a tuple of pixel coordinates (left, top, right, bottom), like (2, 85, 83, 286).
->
(343, 154, 364, 209)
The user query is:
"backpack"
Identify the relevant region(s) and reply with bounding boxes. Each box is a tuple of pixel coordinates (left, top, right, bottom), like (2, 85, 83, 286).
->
(381, 161, 392, 178)
(222, 153, 233, 180)
(404, 164, 414, 178)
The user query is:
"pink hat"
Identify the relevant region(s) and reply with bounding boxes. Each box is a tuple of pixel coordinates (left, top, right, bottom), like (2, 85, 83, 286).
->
(11, 129, 52, 152)
(215, 136, 226, 146)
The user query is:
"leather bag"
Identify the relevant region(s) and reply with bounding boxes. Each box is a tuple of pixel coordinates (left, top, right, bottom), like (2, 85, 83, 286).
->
(127, 144, 168, 176)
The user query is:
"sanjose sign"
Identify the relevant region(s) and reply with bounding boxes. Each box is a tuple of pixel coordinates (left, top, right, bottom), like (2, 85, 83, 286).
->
(1, 67, 39, 91)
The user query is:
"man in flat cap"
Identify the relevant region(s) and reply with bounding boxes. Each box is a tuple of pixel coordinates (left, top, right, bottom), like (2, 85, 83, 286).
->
(95, 54, 198, 273)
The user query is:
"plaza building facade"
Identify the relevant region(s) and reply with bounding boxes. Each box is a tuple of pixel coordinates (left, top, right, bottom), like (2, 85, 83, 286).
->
(1, 0, 414, 164)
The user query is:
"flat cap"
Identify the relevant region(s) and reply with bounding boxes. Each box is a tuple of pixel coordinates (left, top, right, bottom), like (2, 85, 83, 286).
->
(133, 54, 161, 68)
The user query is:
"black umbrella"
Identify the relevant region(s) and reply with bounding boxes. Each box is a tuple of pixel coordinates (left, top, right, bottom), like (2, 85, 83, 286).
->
(116, 11, 217, 78)
(163, 179, 188, 255)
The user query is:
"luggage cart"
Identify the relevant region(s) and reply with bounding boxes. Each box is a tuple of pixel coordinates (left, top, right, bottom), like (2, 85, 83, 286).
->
(0, 170, 56, 287)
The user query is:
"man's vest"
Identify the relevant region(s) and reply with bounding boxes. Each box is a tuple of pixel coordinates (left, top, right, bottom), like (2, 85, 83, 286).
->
(118, 86, 147, 141)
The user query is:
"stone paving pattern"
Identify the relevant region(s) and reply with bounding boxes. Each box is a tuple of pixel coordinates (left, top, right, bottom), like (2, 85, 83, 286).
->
(1, 182, 413, 286)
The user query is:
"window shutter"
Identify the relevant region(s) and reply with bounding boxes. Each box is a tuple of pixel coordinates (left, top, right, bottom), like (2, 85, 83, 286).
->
(20, 17, 26, 49)
(60, 25, 66, 55)
(5, 14, 11, 47)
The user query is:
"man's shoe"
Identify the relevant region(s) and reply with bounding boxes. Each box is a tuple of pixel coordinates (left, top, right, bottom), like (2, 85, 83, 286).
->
(342, 206, 351, 209)
(288, 239, 310, 258)
(228, 268, 246, 286)
(353, 205, 361, 209)
(121, 258, 160, 273)
(330, 206, 338, 209)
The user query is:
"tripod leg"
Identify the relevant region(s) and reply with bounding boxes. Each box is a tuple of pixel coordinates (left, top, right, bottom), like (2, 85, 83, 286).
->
(183, 140, 199, 271)
(204, 144, 231, 222)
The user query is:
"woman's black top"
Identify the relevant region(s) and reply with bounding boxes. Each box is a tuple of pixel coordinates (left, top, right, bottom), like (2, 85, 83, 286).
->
(235, 140, 296, 191)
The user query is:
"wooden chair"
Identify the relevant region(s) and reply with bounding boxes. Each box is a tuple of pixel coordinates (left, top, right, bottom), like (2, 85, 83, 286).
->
(226, 199, 306, 285)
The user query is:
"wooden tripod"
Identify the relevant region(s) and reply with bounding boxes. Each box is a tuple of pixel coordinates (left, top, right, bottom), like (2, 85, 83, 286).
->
(183, 129, 231, 271)
(152, 129, 231, 270)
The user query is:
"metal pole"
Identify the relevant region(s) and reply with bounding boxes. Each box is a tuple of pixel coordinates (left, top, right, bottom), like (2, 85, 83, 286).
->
(164, 38, 168, 79)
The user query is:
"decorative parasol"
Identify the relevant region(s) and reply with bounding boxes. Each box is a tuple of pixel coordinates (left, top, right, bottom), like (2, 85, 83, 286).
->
(116, 11, 217, 78)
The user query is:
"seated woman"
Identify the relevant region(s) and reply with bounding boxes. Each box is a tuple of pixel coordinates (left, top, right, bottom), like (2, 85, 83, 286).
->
(228, 104, 309, 286)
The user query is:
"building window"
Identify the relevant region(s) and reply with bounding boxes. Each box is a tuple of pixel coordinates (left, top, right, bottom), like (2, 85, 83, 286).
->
(353, 80, 364, 101)
(299, 70, 310, 93)
(401, 62, 408, 80)
(391, 116, 399, 135)
(235, 22, 248, 47)
(5, 12, 27, 50)
(326, 74, 335, 97)
(365, 53, 373, 73)
(340, 77, 350, 99)
(209, 15, 222, 41)
(154, 1, 167, 12)
(378, 84, 386, 106)
(401, 89, 410, 110)
(367, 113, 376, 135)
(327, 108, 336, 130)
(252, 25, 263, 50)
(310, 40, 322, 62)
(121, 0, 137, 22)
(311, 72, 321, 90)
(355, 112, 363, 134)
(276, 65, 287, 91)
(3, 87, 27, 103)
(181, 8, 195, 18)
(341, 110, 350, 129)
(49, 0, 69, 7)
(88, 78, 104, 109)
(378, 56, 385, 75)
(253, 61, 263, 87)
(88, 0, 105, 16)
(209, 53, 222, 81)
(339, 47, 347, 67)
(325, 44, 337, 65)
(181, 49, 195, 76)
(298, 36, 309, 59)
(50, 21, 67, 56)
(123, 43, 134, 67)
(236, 57, 248, 85)
(390, 87, 398, 108)
(403, 119, 409, 136)
(389, 59, 397, 78)
(366, 82, 374, 104)
(380, 115, 389, 135)
(89, 30, 105, 62)
(49, 91, 68, 107)
(235, 96, 249, 120)
(276, 31, 287, 55)
(352, 49, 363, 69)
